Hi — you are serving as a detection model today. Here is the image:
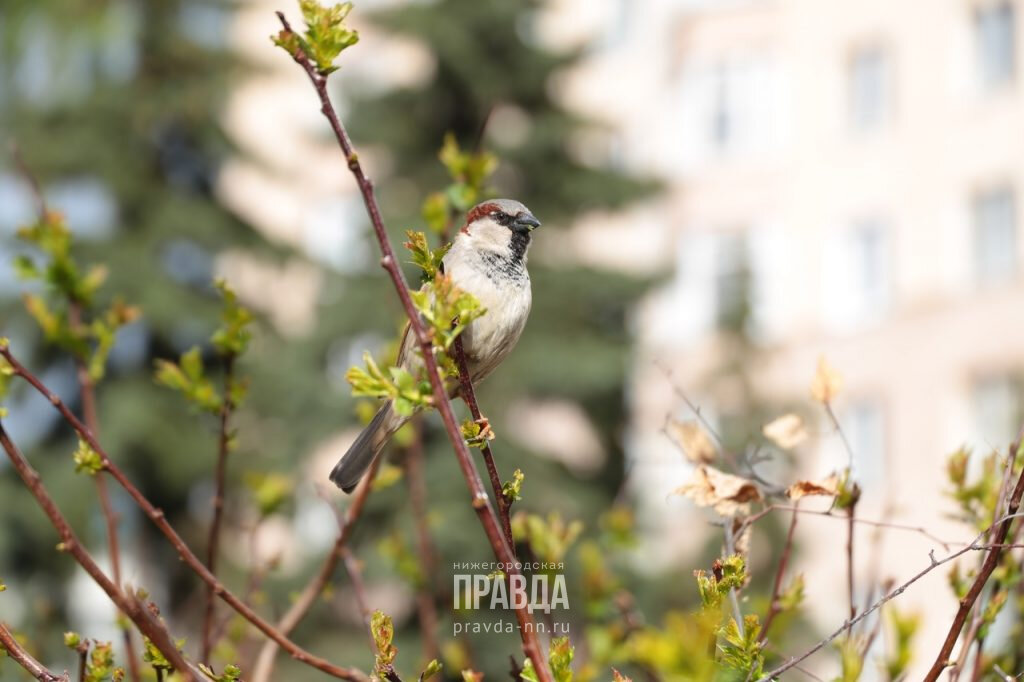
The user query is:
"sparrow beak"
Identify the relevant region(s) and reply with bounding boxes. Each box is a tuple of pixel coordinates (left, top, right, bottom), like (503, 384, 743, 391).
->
(514, 212, 541, 231)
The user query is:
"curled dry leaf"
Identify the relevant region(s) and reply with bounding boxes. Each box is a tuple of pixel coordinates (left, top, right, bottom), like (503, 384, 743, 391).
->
(785, 474, 840, 500)
(762, 413, 808, 449)
(666, 418, 716, 463)
(811, 356, 843, 404)
(674, 465, 762, 517)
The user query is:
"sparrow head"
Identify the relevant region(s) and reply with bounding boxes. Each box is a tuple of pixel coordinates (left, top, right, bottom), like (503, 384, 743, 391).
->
(460, 199, 541, 261)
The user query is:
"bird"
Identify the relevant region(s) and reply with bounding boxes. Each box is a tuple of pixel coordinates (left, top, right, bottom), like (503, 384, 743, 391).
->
(330, 198, 541, 492)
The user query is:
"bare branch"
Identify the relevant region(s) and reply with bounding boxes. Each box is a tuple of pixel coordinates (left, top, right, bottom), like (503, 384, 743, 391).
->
(738, 504, 956, 551)
(0, 623, 71, 682)
(0, 343, 369, 682)
(757, 509, 1024, 681)
(202, 354, 236, 662)
(453, 334, 516, 553)
(0, 422, 198, 680)
(273, 11, 551, 680)
(922, 453, 1024, 682)
(11, 146, 141, 682)
(250, 458, 381, 682)
(759, 504, 798, 643)
(405, 419, 440, 661)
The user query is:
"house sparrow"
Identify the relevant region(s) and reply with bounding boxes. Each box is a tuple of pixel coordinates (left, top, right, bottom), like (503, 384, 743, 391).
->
(330, 198, 541, 492)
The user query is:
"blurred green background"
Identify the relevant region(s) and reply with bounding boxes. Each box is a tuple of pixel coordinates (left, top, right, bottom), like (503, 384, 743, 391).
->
(0, 0, 718, 679)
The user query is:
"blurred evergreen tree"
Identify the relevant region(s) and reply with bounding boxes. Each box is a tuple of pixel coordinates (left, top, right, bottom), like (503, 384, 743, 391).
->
(0, 0, 371, 666)
(332, 0, 659, 676)
(0, 0, 658, 678)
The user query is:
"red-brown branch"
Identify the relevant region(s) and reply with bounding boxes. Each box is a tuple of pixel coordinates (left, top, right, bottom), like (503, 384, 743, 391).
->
(453, 334, 516, 554)
(250, 457, 382, 682)
(0, 623, 71, 682)
(922, 449, 1024, 681)
(405, 419, 440, 661)
(0, 423, 197, 681)
(274, 11, 551, 680)
(0, 343, 369, 682)
(757, 506, 1024, 681)
(759, 504, 799, 643)
(1, 626, 70, 682)
(202, 354, 236, 662)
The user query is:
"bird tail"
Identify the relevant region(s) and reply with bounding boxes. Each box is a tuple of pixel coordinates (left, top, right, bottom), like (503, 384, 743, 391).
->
(330, 402, 402, 493)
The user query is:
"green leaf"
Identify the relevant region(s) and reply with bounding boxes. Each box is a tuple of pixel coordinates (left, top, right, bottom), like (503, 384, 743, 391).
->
(405, 230, 451, 281)
(211, 279, 253, 356)
(244, 472, 295, 518)
(275, 0, 360, 74)
(371, 610, 398, 674)
(12, 255, 39, 280)
(73, 439, 104, 476)
(548, 637, 574, 682)
(502, 469, 525, 503)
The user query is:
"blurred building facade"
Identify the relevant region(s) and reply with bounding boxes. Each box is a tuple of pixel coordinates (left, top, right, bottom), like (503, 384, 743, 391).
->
(550, 0, 1024, 675)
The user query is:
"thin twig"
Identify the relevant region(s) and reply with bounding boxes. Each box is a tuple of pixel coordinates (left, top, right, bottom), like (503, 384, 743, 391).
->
(75, 639, 88, 682)
(273, 12, 551, 680)
(453, 334, 516, 554)
(0, 342, 369, 682)
(405, 419, 440, 661)
(0, 422, 199, 681)
(656, 362, 739, 472)
(722, 523, 745, 638)
(756, 510, 1024, 681)
(845, 503, 856, 634)
(249, 458, 382, 682)
(759, 504, 799, 643)
(202, 354, 236, 662)
(0, 623, 71, 682)
(823, 402, 855, 473)
(923, 448, 1024, 682)
(340, 546, 376, 652)
(738, 504, 956, 551)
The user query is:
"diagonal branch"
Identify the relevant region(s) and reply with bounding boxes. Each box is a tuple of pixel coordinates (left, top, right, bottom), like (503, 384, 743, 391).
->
(758, 504, 798, 643)
(0, 341, 369, 682)
(922, 446, 1024, 681)
(0, 423, 197, 681)
(0, 623, 71, 682)
(273, 11, 551, 681)
(405, 419, 441, 662)
(250, 456, 382, 682)
(757, 506, 1024, 681)
(453, 334, 516, 554)
(202, 354, 236, 662)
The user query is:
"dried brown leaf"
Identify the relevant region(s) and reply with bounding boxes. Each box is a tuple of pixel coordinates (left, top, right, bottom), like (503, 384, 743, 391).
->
(674, 465, 762, 517)
(763, 413, 809, 449)
(811, 356, 843, 403)
(785, 474, 841, 500)
(666, 418, 716, 463)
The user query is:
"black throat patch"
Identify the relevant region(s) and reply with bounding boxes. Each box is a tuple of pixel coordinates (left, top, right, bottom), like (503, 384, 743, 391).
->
(477, 236, 529, 285)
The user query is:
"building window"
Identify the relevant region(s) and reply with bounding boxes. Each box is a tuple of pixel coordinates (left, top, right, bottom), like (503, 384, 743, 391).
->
(713, 232, 751, 331)
(821, 218, 891, 331)
(843, 400, 887, 489)
(972, 374, 1022, 448)
(849, 46, 891, 130)
(711, 63, 734, 151)
(973, 187, 1017, 285)
(849, 219, 890, 317)
(975, 1, 1016, 89)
